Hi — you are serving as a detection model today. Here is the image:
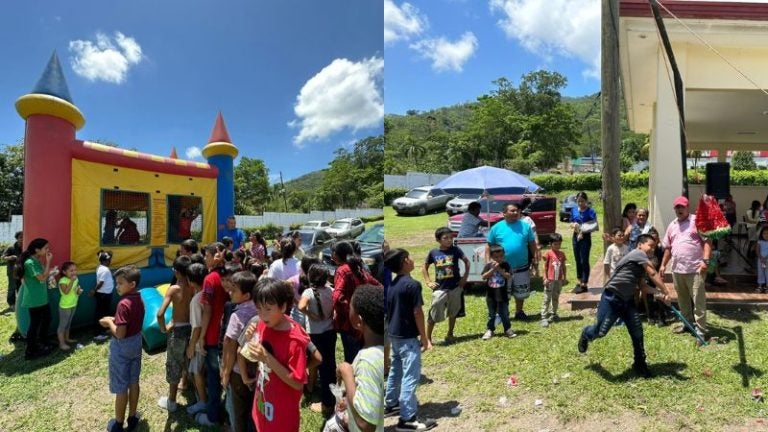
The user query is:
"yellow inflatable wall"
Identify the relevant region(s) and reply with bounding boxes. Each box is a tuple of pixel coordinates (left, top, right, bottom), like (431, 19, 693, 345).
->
(71, 159, 217, 272)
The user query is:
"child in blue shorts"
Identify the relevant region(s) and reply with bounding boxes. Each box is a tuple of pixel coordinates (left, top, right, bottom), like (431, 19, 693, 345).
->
(100, 265, 145, 432)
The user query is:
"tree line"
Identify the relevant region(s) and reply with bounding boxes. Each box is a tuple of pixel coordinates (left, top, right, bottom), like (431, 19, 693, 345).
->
(0, 135, 383, 221)
(385, 70, 649, 175)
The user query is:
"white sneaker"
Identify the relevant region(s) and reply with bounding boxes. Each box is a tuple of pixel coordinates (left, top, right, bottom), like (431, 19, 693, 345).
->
(195, 412, 216, 426)
(186, 401, 206, 415)
(157, 396, 177, 412)
(482, 330, 493, 340)
(505, 328, 517, 338)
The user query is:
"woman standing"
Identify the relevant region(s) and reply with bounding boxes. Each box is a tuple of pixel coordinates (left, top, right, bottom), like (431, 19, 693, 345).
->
(16, 238, 56, 360)
(570, 192, 598, 294)
(331, 240, 381, 363)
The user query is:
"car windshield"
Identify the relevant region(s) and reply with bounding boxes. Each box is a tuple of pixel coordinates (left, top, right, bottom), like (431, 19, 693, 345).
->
(405, 190, 428, 199)
(456, 194, 479, 200)
(300, 232, 314, 245)
(477, 198, 519, 213)
(357, 224, 384, 244)
(331, 221, 350, 229)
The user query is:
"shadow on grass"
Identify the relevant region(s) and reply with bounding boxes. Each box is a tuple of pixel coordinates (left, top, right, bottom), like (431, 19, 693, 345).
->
(710, 308, 763, 323)
(441, 333, 486, 345)
(0, 307, 14, 316)
(586, 361, 689, 382)
(161, 410, 210, 432)
(419, 399, 462, 422)
(549, 315, 584, 323)
(732, 325, 764, 388)
(420, 374, 434, 385)
(0, 341, 73, 375)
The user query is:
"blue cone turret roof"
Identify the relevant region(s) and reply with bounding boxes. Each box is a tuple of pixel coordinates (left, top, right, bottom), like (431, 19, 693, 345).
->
(31, 51, 73, 103)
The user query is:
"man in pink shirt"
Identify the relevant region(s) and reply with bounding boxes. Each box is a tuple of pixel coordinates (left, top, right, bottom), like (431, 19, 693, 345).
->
(660, 196, 711, 338)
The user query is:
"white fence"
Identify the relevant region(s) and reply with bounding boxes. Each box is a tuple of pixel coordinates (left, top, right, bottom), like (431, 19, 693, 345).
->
(0, 215, 22, 244)
(0, 209, 383, 243)
(235, 208, 383, 229)
(384, 172, 450, 190)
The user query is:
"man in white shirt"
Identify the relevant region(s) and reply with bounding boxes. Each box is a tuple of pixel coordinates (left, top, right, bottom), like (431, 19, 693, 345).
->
(458, 202, 487, 238)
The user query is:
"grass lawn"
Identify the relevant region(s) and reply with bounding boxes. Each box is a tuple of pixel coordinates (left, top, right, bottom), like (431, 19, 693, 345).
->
(383, 189, 768, 431)
(0, 276, 327, 432)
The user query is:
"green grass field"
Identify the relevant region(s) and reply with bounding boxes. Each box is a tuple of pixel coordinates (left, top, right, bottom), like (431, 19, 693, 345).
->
(0, 276, 326, 432)
(383, 189, 768, 431)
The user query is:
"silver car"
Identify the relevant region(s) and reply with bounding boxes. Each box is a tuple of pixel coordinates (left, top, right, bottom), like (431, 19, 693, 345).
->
(445, 193, 482, 215)
(300, 220, 331, 231)
(326, 217, 365, 239)
(392, 186, 454, 216)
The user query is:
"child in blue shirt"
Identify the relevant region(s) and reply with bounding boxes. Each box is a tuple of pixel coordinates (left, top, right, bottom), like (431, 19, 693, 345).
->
(384, 248, 437, 432)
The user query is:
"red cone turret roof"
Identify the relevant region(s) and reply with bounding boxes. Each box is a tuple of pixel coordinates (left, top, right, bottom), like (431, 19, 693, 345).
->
(208, 111, 232, 144)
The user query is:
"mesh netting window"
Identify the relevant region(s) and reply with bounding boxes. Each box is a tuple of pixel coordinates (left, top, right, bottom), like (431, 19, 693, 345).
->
(101, 190, 150, 246)
(167, 195, 203, 243)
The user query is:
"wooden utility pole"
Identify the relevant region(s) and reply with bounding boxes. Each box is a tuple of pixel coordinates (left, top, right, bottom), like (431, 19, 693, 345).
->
(601, 0, 622, 252)
(279, 171, 288, 212)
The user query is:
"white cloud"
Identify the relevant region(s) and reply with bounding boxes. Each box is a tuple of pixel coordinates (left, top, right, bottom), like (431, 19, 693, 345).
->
(185, 146, 202, 159)
(490, 0, 600, 78)
(384, 0, 428, 44)
(410, 32, 478, 73)
(289, 57, 384, 147)
(68, 31, 143, 84)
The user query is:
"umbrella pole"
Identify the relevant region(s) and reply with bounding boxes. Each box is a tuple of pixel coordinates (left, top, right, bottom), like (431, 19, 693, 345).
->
(485, 189, 490, 232)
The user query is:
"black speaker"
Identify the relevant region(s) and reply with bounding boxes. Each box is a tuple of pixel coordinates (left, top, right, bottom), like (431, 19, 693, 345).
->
(705, 162, 730, 199)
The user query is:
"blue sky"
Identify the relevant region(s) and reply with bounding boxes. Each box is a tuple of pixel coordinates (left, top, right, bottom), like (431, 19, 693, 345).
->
(0, 0, 383, 181)
(385, 0, 602, 115)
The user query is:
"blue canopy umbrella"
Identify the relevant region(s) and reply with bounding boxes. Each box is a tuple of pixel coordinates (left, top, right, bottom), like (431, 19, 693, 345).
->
(433, 165, 540, 195)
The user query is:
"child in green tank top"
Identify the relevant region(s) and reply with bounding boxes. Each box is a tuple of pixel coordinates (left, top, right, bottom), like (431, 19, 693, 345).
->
(57, 261, 82, 351)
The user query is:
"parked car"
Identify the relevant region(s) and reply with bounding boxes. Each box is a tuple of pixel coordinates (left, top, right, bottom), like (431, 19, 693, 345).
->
(326, 217, 365, 239)
(300, 220, 331, 231)
(321, 223, 385, 283)
(296, 229, 336, 257)
(448, 194, 558, 244)
(559, 194, 578, 222)
(392, 186, 454, 216)
(445, 193, 482, 215)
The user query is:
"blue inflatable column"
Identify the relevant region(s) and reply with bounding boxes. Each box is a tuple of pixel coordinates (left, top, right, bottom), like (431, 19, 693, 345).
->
(202, 112, 238, 240)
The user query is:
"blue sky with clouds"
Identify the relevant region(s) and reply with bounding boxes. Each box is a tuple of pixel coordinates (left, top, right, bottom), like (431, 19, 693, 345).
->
(0, 0, 383, 181)
(385, 0, 602, 115)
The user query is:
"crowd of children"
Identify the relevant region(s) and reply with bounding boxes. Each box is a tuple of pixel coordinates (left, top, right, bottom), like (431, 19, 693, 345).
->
(18, 198, 761, 432)
(10, 228, 386, 432)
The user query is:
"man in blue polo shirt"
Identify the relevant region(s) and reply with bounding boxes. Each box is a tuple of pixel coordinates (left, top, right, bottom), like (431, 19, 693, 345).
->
(486, 202, 539, 321)
(219, 216, 245, 250)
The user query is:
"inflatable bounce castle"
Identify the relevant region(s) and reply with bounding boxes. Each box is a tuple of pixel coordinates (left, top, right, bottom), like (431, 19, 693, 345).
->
(14, 53, 239, 349)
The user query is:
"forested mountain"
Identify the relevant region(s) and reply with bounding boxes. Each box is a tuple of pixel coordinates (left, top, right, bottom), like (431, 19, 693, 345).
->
(385, 71, 647, 175)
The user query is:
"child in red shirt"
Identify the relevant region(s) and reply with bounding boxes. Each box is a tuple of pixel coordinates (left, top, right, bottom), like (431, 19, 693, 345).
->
(541, 233, 567, 327)
(245, 277, 310, 432)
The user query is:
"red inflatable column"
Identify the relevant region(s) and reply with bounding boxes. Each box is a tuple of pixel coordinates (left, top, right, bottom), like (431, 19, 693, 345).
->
(15, 53, 85, 261)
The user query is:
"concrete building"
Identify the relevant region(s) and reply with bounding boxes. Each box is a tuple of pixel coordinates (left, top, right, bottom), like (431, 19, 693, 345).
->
(620, 0, 768, 228)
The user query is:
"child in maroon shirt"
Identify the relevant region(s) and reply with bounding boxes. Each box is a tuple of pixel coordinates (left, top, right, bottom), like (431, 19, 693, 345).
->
(100, 265, 145, 432)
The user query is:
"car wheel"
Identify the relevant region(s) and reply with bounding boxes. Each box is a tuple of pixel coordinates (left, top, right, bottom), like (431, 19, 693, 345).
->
(417, 206, 426, 216)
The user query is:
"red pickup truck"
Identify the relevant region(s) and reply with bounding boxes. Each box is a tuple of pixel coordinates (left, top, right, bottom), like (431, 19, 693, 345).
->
(448, 194, 558, 243)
